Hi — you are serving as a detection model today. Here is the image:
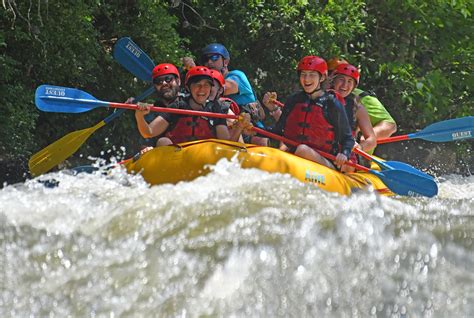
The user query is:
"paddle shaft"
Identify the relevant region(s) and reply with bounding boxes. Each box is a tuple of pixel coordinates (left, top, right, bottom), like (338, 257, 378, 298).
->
(104, 98, 241, 120)
(103, 86, 155, 124)
(353, 147, 392, 171)
(272, 100, 284, 108)
(377, 135, 409, 144)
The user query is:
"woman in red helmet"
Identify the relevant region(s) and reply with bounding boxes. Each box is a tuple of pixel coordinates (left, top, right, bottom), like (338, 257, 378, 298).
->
(328, 57, 397, 151)
(263, 56, 355, 170)
(331, 63, 377, 172)
(134, 66, 231, 145)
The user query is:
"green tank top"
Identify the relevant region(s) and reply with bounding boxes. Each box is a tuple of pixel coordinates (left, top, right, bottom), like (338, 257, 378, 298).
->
(353, 88, 396, 126)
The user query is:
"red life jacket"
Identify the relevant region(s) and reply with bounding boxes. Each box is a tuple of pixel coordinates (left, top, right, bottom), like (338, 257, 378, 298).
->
(165, 116, 215, 144)
(283, 99, 337, 154)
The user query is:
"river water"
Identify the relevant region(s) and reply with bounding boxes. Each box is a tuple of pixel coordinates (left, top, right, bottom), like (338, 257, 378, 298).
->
(1, 158, 473, 317)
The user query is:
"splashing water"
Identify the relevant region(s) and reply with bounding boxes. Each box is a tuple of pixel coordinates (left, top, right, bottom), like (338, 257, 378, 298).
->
(1, 159, 473, 316)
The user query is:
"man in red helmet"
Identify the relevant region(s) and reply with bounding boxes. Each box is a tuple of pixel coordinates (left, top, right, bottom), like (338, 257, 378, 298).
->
(262, 56, 355, 170)
(134, 66, 232, 145)
(127, 63, 184, 149)
(150, 63, 182, 104)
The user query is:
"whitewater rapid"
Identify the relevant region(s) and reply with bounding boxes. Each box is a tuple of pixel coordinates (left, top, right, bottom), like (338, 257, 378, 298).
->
(1, 159, 473, 316)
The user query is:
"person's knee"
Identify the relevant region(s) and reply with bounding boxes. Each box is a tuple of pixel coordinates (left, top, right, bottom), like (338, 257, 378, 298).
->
(375, 121, 397, 138)
(389, 122, 397, 135)
(251, 136, 268, 146)
(295, 144, 311, 156)
(383, 121, 397, 135)
(157, 137, 172, 146)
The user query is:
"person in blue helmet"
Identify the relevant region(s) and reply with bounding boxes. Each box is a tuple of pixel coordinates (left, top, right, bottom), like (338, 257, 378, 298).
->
(184, 43, 267, 145)
(201, 44, 255, 104)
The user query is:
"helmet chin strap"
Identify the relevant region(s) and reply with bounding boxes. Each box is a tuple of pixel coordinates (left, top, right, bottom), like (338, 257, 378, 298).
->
(308, 81, 323, 95)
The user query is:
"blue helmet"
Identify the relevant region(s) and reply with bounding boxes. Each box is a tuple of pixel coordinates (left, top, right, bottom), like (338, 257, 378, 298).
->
(201, 43, 230, 60)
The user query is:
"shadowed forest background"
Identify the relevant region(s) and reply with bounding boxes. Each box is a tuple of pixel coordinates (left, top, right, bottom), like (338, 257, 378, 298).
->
(1, 0, 472, 184)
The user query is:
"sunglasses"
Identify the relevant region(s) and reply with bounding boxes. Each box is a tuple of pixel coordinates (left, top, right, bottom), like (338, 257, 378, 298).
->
(153, 75, 175, 85)
(203, 54, 221, 62)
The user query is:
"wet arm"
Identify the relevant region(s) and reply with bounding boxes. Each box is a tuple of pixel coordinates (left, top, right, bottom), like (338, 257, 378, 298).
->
(135, 113, 170, 138)
(216, 125, 231, 140)
(224, 78, 239, 95)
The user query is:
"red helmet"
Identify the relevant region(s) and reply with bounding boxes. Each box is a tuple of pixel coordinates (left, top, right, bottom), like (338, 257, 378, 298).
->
(327, 57, 349, 72)
(297, 56, 328, 76)
(185, 66, 213, 87)
(209, 69, 225, 87)
(152, 63, 180, 79)
(333, 63, 360, 85)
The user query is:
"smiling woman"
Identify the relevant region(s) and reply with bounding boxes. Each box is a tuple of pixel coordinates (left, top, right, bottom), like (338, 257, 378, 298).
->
(188, 79, 212, 105)
(329, 63, 377, 170)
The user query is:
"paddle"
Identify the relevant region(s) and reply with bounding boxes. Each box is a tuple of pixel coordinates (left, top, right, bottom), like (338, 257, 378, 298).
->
(35, 85, 438, 197)
(35, 85, 238, 120)
(352, 147, 434, 180)
(250, 128, 438, 197)
(377, 116, 473, 144)
(113, 37, 155, 82)
(29, 86, 156, 177)
(28, 38, 157, 176)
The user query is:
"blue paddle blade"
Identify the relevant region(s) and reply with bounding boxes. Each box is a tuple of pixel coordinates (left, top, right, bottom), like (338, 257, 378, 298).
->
(409, 116, 473, 142)
(372, 169, 438, 197)
(35, 85, 106, 113)
(383, 161, 434, 180)
(368, 155, 435, 180)
(113, 37, 155, 82)
(362, 152, 433, 178)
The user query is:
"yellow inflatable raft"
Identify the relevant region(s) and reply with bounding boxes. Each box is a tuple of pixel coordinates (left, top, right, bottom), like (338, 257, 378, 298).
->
(124, 139, 392, 196)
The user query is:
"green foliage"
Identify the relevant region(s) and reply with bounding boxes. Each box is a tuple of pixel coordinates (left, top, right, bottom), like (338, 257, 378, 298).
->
(173, 0, 471, 129)
(354, 0, 473, 128)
